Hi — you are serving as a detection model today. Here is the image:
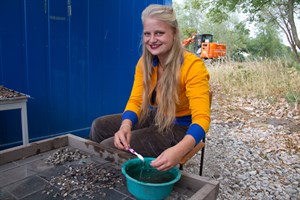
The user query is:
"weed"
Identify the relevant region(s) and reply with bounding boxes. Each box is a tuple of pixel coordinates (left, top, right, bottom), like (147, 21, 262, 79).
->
(208, 59, 300, 104)
(285, 90, 300, 104)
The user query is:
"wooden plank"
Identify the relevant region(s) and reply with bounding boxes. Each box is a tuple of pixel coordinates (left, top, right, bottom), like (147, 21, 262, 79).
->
(0, 135, 68, 165)
(66, 134, 132, 165)
(189, 183, 219, 200)
(176, 171, 218, 192)
(175, 171, 219, 200)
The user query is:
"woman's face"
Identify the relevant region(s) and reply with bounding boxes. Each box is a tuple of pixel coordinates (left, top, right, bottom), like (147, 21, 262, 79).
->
(143, 18, 175, 63)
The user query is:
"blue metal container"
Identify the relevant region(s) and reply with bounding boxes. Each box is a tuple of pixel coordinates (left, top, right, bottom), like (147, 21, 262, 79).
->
(0, 0, 172, 150)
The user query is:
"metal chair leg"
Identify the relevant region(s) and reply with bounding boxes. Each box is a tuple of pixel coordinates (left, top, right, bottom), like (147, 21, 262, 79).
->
(199, 137, 205, 176)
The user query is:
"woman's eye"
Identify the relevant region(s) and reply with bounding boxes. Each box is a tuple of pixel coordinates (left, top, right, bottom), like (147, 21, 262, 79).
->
(156, 32, 164, 36)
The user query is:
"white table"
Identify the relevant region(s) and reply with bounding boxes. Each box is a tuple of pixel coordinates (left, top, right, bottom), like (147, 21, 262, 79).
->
(0, 96, 29, 145)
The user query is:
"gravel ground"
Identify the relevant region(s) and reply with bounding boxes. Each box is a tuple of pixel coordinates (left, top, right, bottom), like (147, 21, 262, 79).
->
(183, 88, 300, 200)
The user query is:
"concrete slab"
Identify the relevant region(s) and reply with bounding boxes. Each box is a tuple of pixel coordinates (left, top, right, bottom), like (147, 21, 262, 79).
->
(2, 176, 47, 199)
(0, 165, 35, 188)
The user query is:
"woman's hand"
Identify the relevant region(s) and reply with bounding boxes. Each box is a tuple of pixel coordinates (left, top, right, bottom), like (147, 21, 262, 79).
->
(114, 124, 131, 150)
(150, 135, 196, 171)
(150, 146, 182, 171)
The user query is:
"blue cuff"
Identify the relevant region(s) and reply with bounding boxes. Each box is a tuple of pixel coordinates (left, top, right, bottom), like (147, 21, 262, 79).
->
(122, 110, 138, 126)
(186, 124, 205, 144)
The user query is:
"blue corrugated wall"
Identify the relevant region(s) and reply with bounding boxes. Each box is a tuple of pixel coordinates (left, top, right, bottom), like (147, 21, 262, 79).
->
(0, 0, 172, 150)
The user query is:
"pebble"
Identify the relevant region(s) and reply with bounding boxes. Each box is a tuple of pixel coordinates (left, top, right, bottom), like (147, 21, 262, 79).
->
(45, 147, 88, 165)
(183, 96, 300, 200)
(44, 148, 123, 199)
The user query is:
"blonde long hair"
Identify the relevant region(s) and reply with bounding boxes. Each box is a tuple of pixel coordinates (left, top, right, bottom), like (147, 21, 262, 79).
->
(140, 4, 184, 132)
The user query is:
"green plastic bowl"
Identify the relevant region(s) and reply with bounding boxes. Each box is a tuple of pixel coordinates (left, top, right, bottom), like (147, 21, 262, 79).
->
(121, 157, 181, 200)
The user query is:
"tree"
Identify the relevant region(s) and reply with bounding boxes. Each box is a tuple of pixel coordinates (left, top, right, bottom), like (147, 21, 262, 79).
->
(173, 0, 206, 39)
(206, 0, 300, 62)
(174, 1, 252, 60)
(247, 23, 292, 59)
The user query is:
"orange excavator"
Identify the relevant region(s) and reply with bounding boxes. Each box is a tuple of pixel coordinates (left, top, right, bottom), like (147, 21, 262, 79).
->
(182, 33, 226, 60)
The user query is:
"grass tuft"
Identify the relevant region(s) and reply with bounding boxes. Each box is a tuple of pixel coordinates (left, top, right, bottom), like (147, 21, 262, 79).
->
(208, 59, 300, 104)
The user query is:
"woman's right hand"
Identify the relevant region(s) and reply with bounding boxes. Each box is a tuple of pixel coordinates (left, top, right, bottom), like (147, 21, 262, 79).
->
(114, 124, 131, 150)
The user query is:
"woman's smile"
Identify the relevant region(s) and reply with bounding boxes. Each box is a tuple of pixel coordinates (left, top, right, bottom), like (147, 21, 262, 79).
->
(150, 43, 161, 49)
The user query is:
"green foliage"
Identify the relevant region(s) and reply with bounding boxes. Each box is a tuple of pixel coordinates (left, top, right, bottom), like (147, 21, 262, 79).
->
(173, 0, 297, 62)
(200, 0, 300, 62)
(246, 24, 290, 59)
(206, 0, 279, 23)
(181, 27, 197, 40)
(173, 1, 206, 39)
(206, 8, 229, 23)
(285, 61, 300, 71)
(189, 0, 203, 9)
(283, 59, 300, 73)
(285, 90, 300, 104)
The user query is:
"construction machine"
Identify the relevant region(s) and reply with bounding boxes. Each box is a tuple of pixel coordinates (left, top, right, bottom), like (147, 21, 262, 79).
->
(182, 33, 226, 60)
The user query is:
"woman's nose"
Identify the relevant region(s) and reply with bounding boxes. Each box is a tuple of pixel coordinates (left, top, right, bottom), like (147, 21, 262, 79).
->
(149, 35, 157, 43)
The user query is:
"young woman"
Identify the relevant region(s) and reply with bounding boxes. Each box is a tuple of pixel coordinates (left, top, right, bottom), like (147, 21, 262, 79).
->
(90, 4, 210, 171)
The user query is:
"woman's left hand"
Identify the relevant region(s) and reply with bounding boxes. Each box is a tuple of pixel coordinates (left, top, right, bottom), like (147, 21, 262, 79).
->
(150, 146, 182, 171)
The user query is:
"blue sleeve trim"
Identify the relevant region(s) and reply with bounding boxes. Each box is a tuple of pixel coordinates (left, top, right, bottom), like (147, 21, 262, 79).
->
(186, 124, 205, 145)
(122, 110, 138, 126)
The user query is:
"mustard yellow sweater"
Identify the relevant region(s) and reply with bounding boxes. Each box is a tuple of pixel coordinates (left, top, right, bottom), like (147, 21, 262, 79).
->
(122, 51, 210, 144)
